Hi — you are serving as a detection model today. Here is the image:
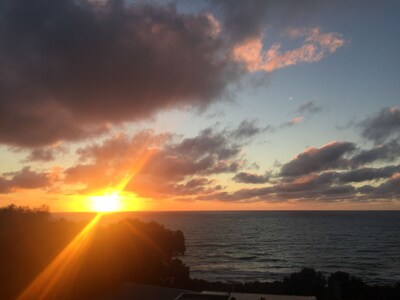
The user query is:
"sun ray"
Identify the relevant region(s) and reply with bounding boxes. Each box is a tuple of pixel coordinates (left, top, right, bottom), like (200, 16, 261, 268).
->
(17, 146, 158, 298)
(87, 147, 157, 212)
(17, 214, 102, 300)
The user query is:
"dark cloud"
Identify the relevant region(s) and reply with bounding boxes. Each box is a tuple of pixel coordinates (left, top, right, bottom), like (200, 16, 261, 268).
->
(0, 0, 349, 148)
(358, 175, 400, 199)
(196, 181, 357, 202)
(338, 165, 400, 183)
(229, 119, 271, 140)
(0, 167, 50, 193)
(350, 139, 400, 166)
(232, 172, 269, 184)
(21, 145, 68, 162)
(24, 148, 55, 162)
(200, 137, 400, 203)
(210, 0, 273, 43)
(296, 100, 322, 115)
(129, 177, 222, 199)
(0, 0, 240, 147)
(359, 107, 400, 144)
(274, 184, 356, 202)
(170, 128, 240, 162)
(279, 164, 400, 187)
(280, 141, 356, 177)
(230, 120, 261, 139)
(210, 0, 319, 44)
(196, 137, 400, 203)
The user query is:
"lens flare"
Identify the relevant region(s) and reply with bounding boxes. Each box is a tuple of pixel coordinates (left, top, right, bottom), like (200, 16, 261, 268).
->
(90, 192, 122, 212)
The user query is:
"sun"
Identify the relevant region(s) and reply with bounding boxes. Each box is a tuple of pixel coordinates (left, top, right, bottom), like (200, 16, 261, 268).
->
(90, 192, 122, 212)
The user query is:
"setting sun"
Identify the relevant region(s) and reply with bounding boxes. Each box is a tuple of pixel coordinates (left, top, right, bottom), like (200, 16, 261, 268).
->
(1, 1, 400, 299)
(90, 192, 122, 212)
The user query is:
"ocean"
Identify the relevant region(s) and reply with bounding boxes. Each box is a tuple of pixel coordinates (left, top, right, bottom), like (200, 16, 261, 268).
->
(53, 211, 400, 285)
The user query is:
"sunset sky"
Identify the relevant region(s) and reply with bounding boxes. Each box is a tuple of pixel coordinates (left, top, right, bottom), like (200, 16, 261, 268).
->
(0, 0, 399, 211)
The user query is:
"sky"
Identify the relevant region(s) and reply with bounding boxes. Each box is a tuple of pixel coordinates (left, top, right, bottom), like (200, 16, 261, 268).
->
(0, 0, 399, 211)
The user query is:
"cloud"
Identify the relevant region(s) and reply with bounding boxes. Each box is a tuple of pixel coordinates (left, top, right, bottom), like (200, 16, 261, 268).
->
(65, 122, 261, 198)
(232, 172, 269, 184)
(0, 0, 347, 148)
(196, 181, 356, 203)
(229, 119, 271, 140)
(296, 100, 322, 115)
(210, 0, 325, 44)
(0, 0, 239, 147)
(196, 135, 400, 203)
(280, 116, 304, 128)
(338, 165, 400, 183)
(19, 145, 68, 162)
(210, 0, 276, 44)
(274, 184, 356, 202)
(6, 130, 399, 204)
(359, 107, 400, 144)
(358, 173, 400, 199)
(215, 139, 400, 202)
(233, 27, 345, 72)
(350, 139, 400, 166)
(280, 141, 356, 177)
(0, 167, 50, 193)
(24, 148, 56, 162)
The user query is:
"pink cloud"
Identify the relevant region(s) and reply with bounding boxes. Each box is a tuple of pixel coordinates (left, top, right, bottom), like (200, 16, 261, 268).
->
(233, 27, 346, 72)
(290, 116, 304, 124)
(280, 116, 304, 128)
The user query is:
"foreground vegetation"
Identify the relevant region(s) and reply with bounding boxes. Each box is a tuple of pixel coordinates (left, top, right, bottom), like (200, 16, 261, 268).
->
(186, 268, 400, 300)
(0, 205, 187, 299)
(0, 205, 398, 299)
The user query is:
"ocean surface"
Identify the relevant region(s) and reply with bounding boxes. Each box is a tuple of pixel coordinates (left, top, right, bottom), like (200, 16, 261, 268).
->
(53, 211, 400, 285)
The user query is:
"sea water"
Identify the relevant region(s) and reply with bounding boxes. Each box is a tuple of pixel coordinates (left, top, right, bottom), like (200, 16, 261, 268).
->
(54, 211, 400, 284)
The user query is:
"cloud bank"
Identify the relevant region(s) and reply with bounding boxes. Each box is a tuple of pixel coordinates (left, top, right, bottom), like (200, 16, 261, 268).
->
(0, 0, 346, 148)
(0, 0, 238, 147)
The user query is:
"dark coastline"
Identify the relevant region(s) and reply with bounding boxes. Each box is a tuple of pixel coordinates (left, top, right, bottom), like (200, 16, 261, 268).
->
(53, 210, 400, 285)
(1, 206, 399, 299)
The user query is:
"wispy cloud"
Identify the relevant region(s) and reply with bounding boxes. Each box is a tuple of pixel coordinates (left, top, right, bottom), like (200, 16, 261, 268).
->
(280, 116, 304, 128)
(233, 27, 346, 72)
(296, 100, 323, 115)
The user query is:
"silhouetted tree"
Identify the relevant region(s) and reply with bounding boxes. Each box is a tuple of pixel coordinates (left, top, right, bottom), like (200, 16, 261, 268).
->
(0, 205, 189, 299)
(327, 271, 368, 300)
(283, 268, 326, 298)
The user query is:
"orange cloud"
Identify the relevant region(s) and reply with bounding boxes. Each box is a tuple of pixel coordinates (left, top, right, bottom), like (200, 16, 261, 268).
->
(233, 27, 345, 72)
(64, 126, 250, 200)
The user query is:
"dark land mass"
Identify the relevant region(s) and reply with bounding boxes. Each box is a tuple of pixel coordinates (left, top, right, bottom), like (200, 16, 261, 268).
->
(0, 205, 399, 300)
